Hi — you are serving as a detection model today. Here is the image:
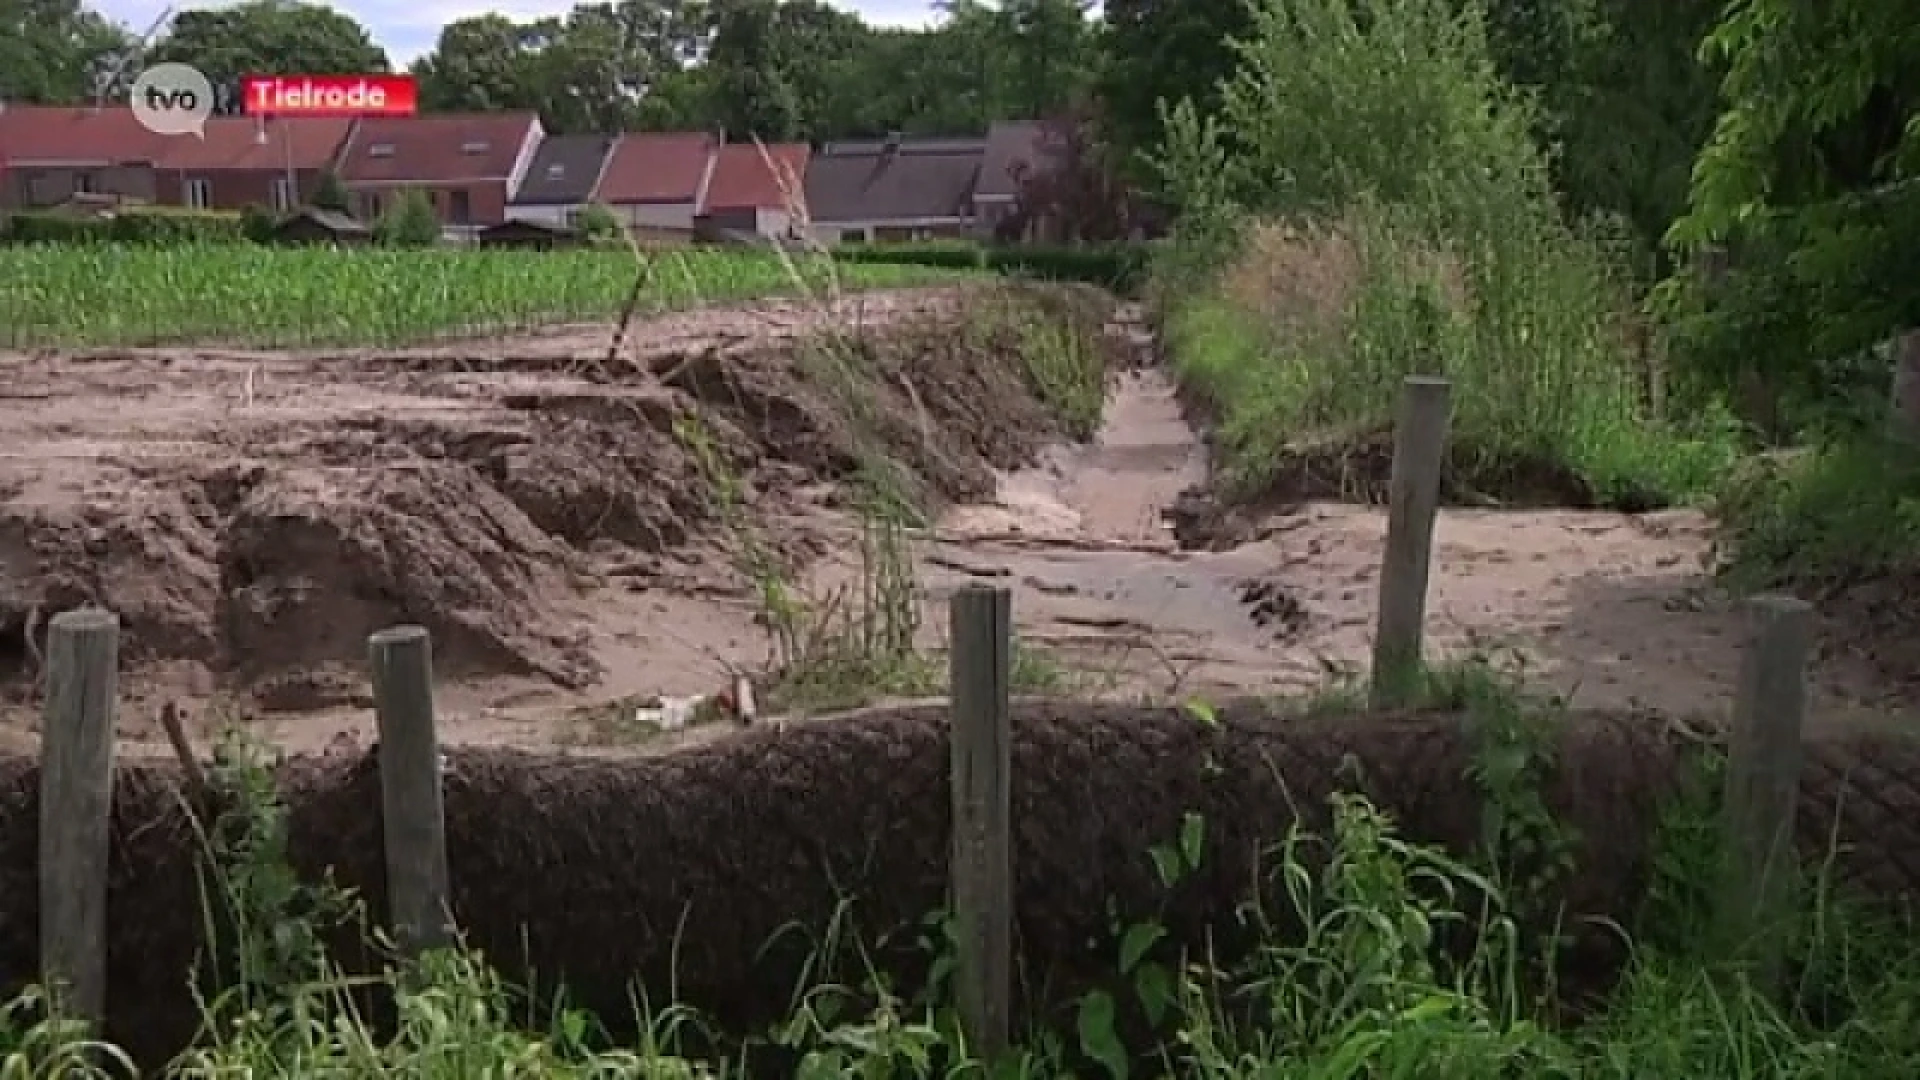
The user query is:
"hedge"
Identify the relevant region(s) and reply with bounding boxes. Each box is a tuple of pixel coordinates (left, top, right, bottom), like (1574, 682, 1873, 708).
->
(832, 241, 1151, 293)
(0, 207, 248, 246)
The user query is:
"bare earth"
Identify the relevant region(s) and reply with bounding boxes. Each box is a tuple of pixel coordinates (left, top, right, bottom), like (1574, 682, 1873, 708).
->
(865, 370, 1906, 727)
(0, 292, 1908, 756)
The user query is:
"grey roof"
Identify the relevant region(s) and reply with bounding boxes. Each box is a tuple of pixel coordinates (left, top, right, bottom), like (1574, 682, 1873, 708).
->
(512, 133, 615, 206)
(821, 135, 987, 156)
(482, 218, 577, 235)
(975, 122, 1046, 200)
(802, 138, 985, 224)
(279, 208, 370, 234)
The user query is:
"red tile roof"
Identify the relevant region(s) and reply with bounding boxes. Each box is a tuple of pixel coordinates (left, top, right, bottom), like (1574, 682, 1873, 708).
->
(702, 142, 810, 212)
(595, 132, 713, 204)
(335, 112, 540, 184)
(0, 105, 167, 165)
(151, 115, 354, 172)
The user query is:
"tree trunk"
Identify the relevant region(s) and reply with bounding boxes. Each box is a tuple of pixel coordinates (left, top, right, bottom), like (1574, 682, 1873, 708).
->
(1891, 329, 1920, 443)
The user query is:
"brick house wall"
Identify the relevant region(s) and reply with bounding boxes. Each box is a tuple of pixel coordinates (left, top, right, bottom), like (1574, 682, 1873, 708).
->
(353, 180, 508, 227)
(151, 168, 338, 213)
(5, 164, 159, 208)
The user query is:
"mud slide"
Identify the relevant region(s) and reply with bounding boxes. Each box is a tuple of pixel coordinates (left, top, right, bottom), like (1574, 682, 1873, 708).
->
(831, 306, 1915, 726)
(0, 284, 1123, 751)
(2, 284, 1909, 756)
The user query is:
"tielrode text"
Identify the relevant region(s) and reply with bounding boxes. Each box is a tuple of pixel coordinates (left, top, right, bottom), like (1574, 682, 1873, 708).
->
(241, 75, 418, 117)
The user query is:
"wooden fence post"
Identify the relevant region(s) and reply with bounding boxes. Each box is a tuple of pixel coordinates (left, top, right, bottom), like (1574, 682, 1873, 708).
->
(949, 586, 1013, 1063)
(39, 607, 120, 1028)
(368, 625, 453, 960)
(1370, 375, 1452, 709)
(1718, 594, 1811, 988)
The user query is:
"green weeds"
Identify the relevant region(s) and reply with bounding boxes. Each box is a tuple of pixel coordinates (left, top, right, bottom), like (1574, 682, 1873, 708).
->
(9, 672, 1920, 1076)
(1712, 436, 1920, 595)
(1152, 0, 1739, 510)
(660, 283, 1100, 725)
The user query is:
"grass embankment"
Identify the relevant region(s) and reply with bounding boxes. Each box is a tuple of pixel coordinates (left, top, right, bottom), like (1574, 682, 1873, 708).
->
(1152, 0, 1739, 511)
(0, 244, 979, 348)
(8, 669, 1919, 1077)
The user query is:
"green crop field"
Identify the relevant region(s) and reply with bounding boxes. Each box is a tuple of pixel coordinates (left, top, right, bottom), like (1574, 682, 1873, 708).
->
(0, 244, 978, 349)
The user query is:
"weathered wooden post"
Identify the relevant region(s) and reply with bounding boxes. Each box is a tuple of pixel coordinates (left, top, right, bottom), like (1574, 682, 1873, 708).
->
(1369, 375, 1452, 708)
(1718, 594, 1811, 989)
(39, 607, 120, 1028)
(368, 625, 453, 960)
(948, 585, 1013, 1062)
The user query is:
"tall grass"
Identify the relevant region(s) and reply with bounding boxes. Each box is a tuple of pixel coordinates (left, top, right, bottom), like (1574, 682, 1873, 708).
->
(1153, 0, 1739, 507)
(0, 244, 975, 348)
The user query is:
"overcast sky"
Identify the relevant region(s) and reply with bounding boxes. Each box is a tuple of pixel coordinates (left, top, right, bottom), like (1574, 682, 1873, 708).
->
(92, 1, 953, 67)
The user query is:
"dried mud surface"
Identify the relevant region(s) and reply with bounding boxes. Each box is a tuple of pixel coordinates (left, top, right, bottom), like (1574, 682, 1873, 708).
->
(823, 358, 1914, 729)
(1, 282, 1911, 758)
(0, 285, 1115, 746)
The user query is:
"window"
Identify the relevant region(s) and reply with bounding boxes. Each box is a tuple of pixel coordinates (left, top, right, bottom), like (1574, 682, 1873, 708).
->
(270, 177, 293, 212)
(362, 191, 383, 218)
(368, 143, 395, 158)
(546, 163, 565, 178)
(71, 172, 94, 194)
(184, 177, 212, 210)
(448, 189, 471, 225)
(461, 140, 489, 154)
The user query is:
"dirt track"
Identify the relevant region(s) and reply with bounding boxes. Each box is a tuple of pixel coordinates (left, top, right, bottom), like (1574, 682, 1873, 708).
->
(0, 286, 1911, 755)
(853, 366, 1912, 729)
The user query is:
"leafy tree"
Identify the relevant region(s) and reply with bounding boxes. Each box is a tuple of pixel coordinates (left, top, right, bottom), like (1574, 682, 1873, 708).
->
(997, 0, 1099, 122)
(0, 0, 131, 104)
(409, 0, 1098, 140)
(1002, 102, 1138, 244)
(1661, 0, 1920, 434)
(412, 1, 712, 133)
(1096, 0, 1252, 176)
(411, 15, 542, 115)
(1542, 0, 1722, 272)
(149, 0, 389, 113)
(704, 0, 870, 140)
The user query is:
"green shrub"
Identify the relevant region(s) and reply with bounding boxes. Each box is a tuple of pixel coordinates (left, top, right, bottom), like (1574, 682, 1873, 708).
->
(831, 240, 986, 270)
(575, 202, 623, 244)
(0, 207, 247, 245)
(375, 189, 442, 247)
(833, 240, 1150, 292)
(239, 204, 279, 244)
(310, 170, 351, 213)
(1152, 0, 1738, 508)
(1715, 435, 1920, 591)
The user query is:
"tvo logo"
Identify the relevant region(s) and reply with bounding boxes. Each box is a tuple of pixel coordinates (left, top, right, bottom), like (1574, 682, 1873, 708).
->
(129, 62, 215, 137)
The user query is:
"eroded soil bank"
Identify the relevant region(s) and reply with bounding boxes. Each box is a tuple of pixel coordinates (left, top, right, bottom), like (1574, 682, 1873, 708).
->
(2, 284, 1910, 755)
(0, 284, 1122, 750)
(822, 309, 1912, 727)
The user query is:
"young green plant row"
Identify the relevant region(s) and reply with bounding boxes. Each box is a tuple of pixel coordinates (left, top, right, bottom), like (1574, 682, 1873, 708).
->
(0, 244, 977, 349)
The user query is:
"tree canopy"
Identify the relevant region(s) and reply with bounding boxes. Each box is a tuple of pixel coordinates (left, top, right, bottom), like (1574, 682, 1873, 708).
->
(0, 0, 130, 104)
(148, 0, 390, 111)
